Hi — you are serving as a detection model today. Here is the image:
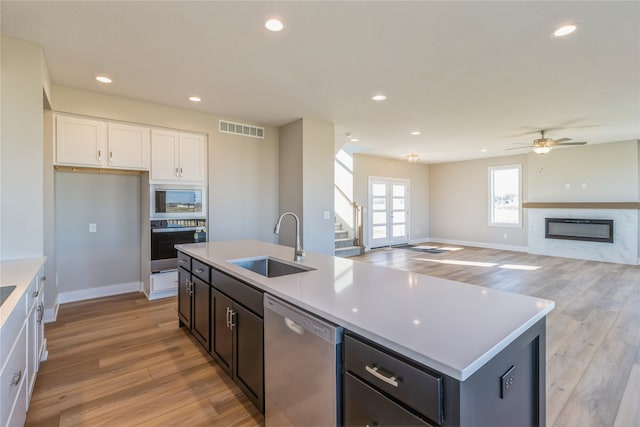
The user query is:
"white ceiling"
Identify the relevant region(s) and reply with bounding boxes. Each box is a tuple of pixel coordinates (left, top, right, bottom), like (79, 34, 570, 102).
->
(2, 1, 639, 164)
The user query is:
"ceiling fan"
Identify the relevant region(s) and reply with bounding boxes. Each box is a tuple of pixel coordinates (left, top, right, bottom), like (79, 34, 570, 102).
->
(508, 130, 587, 154)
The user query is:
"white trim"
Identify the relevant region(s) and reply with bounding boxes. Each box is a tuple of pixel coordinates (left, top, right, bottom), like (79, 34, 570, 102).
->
(144, 288, 177, 301)
(58, 281, 142, 304)
(425, 237, 528, 253)
(43, 296, 59, 323)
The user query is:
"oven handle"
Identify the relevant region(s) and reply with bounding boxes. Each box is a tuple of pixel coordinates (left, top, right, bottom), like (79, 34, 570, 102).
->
(152, 227, 206, 233)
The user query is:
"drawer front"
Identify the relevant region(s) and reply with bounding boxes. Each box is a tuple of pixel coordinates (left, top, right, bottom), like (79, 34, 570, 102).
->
(344, 333, 443, 425)
(177, 252, 191, 271)
(0, 324, 27, 427)
(151, 270, 179, 293)
(344, 372, 432, 427)
(211, 269, 263, 317)
(191, 259, 210, 283)
(26, 276, 38, 310)
(0, 293, 27, 365)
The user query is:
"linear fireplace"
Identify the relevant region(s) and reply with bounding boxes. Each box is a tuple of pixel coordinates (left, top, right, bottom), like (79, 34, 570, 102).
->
(545, 218, 614, 243)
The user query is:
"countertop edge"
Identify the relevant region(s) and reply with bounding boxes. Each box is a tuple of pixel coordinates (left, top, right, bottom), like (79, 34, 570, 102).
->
(0, 257, 47, 328)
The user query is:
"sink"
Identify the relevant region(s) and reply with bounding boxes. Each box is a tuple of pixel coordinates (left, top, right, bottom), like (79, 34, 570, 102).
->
(0, 285, 17, 307)
(229, 256, 315, 278)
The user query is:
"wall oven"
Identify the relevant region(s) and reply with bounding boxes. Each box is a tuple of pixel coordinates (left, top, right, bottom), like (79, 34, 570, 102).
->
(150, 218, 207, 273)
(150, 185, 206, 219)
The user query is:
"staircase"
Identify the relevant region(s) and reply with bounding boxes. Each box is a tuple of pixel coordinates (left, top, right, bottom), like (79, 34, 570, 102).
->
(334, 220, 364, 258)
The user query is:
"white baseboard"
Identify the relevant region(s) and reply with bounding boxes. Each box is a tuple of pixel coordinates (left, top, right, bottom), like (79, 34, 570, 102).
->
(421, 237, 528, 253)
(44, 293, 59, 323)
(144, 288, 177, 301)
(58, 281, 142, 304)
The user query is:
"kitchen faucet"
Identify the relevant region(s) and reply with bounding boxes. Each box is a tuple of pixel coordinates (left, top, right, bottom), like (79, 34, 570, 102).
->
(273, 212, 304, 261)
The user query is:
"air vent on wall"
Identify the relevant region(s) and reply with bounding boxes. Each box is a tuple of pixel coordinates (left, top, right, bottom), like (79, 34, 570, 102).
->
(219, 120, 264, 139)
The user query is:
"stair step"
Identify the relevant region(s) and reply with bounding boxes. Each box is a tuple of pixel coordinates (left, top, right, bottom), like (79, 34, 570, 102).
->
(335, 246, 364, 258)
(335, 230, 349, 239)
(334, 222, 343, 231)
(335, 237, 355, 249)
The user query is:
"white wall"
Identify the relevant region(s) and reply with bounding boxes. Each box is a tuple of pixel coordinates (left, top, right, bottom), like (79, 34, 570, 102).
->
(0, 36, 46, 259)
(278, 120, 304, 248)
(429, 154, 529, 250)
(527, 140, 638, 202)
(353, 154, 430, 247)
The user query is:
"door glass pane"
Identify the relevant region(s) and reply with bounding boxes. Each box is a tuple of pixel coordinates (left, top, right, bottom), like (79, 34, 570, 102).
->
(392, 224, 405, 237)
(372, 183, 386, 197)
(372, 212, 387, 225)
(393, 212, 405, 223)
(393, 198, 405, 210)
(372, 197, 386, 210)
(392, 185, 405, 197)
(372, 226, 387, 239)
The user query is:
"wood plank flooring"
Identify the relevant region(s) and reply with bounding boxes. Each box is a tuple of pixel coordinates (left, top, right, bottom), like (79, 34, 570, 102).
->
(26, 245, 639, 426)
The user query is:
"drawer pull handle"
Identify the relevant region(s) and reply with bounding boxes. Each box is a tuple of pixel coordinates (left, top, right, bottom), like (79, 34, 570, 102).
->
(365, 365, 399, 387)
(195, 268, 204, 274)
(229, 310, 236, 329)
(10, 370, 22, 386)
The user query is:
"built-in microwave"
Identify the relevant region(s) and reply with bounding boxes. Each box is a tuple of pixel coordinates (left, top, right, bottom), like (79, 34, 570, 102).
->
(150, 185, 206, 219)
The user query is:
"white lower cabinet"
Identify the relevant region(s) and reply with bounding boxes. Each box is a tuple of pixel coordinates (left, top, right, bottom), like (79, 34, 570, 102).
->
(0, 265, 45, 426)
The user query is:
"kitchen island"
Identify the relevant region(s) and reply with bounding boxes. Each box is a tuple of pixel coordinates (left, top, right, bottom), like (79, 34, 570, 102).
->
(176, 240, 554, 426)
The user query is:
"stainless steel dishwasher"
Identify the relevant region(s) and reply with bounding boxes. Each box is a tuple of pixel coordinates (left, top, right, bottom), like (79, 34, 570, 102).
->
(264, 294, 343, 426)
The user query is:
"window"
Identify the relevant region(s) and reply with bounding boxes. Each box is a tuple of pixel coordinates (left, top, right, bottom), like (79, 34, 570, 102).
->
(489, 164, 521, 227)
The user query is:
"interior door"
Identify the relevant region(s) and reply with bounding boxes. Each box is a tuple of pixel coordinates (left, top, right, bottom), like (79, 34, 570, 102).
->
(369, 178, 410, 248)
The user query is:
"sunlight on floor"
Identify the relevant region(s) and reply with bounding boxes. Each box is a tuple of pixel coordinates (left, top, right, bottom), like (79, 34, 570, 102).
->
(413, 258, 541, 270)
(499, 264, 541, 271)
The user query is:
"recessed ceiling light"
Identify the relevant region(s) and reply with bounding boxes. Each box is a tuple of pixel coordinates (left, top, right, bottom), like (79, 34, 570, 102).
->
(553, 24, 577, 37)
(371, 94, 387, 101)
(95, 76, 112, 84)
(480, 148, 488, 153)
(350, 138, 359, 142)
(265, 19, 284, 32)
(188, 96, 202, 102)
(411, 131, 421, 136)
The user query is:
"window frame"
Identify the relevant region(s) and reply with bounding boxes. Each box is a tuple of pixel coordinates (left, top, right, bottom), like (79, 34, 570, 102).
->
(488, 164, 522, 228)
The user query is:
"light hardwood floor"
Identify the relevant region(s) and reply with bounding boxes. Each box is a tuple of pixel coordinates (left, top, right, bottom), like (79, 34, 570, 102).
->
(26, 245, 639, 426)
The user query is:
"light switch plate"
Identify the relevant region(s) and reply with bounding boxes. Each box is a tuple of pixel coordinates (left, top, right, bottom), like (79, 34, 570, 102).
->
(89, 223, 97, 233)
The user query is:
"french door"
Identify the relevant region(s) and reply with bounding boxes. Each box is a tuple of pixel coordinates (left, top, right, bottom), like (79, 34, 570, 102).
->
(368, 178, 410, 248)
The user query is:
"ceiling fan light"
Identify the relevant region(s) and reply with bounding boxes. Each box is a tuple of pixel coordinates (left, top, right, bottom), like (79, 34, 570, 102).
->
(533, 146, 552, 154)
(405, 153, 420, 163)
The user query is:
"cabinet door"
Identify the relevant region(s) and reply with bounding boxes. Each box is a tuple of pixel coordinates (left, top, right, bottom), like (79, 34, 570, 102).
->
(210, 290, 233, 375)
(56, 115, 106, 167)
(233, 303, 264, 413)
(192, 277, 210, 350)
(177, 267, 192, 328)
(150, 129, 180, 182)
(178, 133, 206, 183)
(107, 123, 150, 170)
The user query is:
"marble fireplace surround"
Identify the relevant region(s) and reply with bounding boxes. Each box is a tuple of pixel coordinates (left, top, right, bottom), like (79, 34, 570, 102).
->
(525, 202, 640, 265)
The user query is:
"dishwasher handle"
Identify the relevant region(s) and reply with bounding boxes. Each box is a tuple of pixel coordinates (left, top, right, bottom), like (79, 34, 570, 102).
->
(285, 317, 304, 334)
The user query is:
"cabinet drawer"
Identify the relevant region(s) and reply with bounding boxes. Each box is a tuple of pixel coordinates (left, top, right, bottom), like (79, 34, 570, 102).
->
(192, 259, 210, 283)
(344, 333, 443, 425)
(211, 269, 263, 317)
(0, 324, 27, 427)
(344, 372, 432, 427)
(151, 270, 179, 293)
(177, 252, 191, 271)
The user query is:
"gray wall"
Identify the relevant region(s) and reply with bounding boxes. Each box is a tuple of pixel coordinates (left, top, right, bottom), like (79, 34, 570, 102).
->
(429, 154, 529, 249)
(527, 140, 638, 202)
(278, 118, 335, 255)
(0, 36, 46, 259)
(55, 172, 141, 292)
(353, 154, 430, 247)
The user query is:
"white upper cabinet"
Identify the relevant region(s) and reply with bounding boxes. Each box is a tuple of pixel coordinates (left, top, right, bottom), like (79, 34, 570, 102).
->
(107, 123, 150, 170)
(55, 114, 150, 170)
(56, 115, 106, 167)
(151, 130, 206, 184)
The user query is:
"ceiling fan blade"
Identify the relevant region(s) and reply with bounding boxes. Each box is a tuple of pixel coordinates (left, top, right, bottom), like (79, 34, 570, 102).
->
(555, 141, 587, 146)
(553, 138, 572, 143)
(505, 146, 532, 150)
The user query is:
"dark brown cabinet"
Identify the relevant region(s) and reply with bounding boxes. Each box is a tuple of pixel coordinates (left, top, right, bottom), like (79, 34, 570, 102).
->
(210, 270, 264, 414)
(177, 253, 210, 350)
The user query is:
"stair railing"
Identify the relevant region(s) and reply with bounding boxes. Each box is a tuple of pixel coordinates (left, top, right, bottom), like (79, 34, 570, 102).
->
(335, 185, 364, 247)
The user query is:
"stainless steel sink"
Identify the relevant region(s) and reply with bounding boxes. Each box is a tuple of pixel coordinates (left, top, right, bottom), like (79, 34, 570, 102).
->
(0, 285, 16, 307)
(229, 256, 315, 278)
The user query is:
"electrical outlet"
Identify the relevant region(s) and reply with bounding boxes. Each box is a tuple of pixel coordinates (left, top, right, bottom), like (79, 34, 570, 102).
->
(500, 365, 516, 399)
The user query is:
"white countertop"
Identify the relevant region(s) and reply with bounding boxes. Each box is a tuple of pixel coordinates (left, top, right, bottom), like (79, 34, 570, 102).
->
(177, 240, 554, 381)
(0, 257, 46, 327)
